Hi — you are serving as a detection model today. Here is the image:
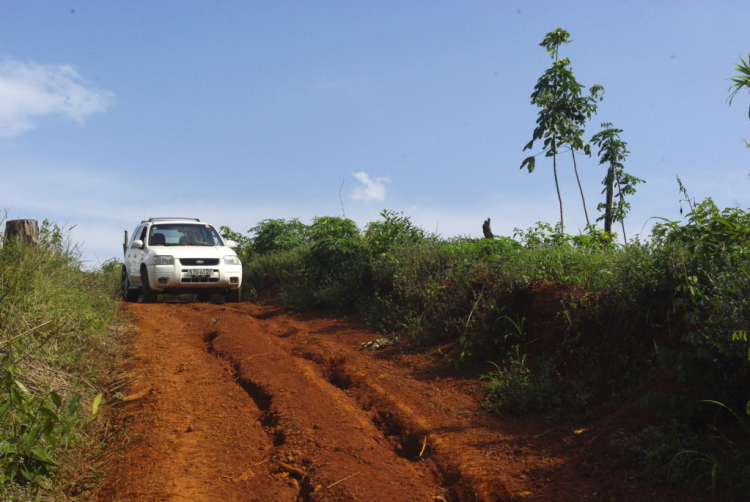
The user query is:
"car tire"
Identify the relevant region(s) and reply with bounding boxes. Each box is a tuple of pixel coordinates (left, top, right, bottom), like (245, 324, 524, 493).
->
(226, 288, 241, 303)
(141, 267, 158, 303)
(122, 266, 139, 302)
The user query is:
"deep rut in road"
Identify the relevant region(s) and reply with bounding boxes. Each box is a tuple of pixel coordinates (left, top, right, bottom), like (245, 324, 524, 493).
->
(95, 301, 705, 502)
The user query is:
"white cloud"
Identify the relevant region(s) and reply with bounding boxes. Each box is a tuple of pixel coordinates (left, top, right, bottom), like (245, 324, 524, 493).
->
(351, 171, 390, 202)
(0, 59, 115, 137)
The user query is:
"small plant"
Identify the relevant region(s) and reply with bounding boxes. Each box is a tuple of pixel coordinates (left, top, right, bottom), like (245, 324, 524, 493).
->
(480, 347, 588, 416)
(0, 366, 81, 484)
(609, 422, 699, 485)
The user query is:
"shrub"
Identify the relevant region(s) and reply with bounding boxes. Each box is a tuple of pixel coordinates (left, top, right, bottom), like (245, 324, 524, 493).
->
(249, 218, 309, 256)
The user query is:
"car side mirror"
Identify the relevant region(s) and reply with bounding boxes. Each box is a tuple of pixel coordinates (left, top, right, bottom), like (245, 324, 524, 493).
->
(131, 239, 144, 249)
(225, 240, 237, 249)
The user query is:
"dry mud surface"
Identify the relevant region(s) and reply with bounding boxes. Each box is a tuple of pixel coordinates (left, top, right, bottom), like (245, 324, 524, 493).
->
(95, 301, 701, 502)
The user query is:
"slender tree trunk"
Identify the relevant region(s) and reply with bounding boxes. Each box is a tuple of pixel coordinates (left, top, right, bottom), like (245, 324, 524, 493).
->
(617, 179, 628, 243)
(553, 151, 564, 233)
(604, 164, 615, 234)
(571, 150, 590, 226)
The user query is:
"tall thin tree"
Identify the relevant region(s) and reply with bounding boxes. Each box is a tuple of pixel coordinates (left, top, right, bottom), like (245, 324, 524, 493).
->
(590, 123, 644, 241)
(521, 28, 600, 233)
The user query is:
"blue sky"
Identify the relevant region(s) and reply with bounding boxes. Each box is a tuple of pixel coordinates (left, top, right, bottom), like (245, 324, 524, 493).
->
(1, 1, 748, 266)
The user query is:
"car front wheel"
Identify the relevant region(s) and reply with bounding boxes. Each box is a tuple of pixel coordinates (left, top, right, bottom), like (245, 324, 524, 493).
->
(122, 266, 139, 302)
(226, 288, 241, 303)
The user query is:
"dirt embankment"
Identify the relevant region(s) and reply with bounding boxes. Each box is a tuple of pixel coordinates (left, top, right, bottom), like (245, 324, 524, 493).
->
(94, 302, 701, 502)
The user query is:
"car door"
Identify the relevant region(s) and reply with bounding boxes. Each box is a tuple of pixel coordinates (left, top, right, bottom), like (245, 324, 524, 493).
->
(126, 225, 147, 284)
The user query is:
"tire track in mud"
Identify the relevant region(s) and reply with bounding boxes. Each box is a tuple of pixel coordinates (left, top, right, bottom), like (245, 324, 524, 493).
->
(204, 314, 447, 501)
(207, 306, 512, 501)
(291, 347, 512, 501)
(96, 304, 300, 502)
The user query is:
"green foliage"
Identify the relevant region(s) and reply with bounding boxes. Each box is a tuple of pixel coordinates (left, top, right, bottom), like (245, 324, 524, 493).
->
(590, 123, 644, 235)
(363, 210, 427, 256)
(0, 229, 122, 496)
(249, 218, 309, 256)
(728, 52, 750, 122)
(610, 422, 700, 485)
(513, 222, 616, 251)
(480, 347, 589, 415)
(652, 198, 750, 255)
(307, 216, 361, 266)
(219, 225, 252, 257)
(521, 28, 604, 232)
(0, 366, 80, 484)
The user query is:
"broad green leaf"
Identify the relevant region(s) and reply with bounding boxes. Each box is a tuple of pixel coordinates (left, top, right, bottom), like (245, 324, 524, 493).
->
(20, 466, 41, 482)
(11, 387, 25, 407)
(24, 425, 42, 448)
(68, 394, 82, 416)
(29, 445, 60, 466)
(15, 380, 31, 396)
(50, 391, 62, 408)
(38, 406, 59, 421)
(0, 401, 10, 420)
(520, 156, 536, 173)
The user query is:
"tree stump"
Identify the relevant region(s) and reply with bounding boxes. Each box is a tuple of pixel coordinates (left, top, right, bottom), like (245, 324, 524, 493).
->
(4, 219, 39, 247)
(482, 218, 494, 239)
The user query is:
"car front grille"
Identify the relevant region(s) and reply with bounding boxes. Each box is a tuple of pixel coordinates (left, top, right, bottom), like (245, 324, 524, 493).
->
(180, 258, 220, 266)
(181, 277, 220, 283)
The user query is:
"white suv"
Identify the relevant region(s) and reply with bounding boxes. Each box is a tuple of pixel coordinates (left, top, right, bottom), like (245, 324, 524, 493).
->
(121, 218, 243, 303)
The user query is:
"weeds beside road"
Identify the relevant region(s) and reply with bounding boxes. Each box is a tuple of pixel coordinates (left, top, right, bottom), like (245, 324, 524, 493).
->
(0, 222, 123, 501)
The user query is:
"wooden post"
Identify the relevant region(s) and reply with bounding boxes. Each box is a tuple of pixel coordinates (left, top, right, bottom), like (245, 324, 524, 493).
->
(4, 219, 39, 247)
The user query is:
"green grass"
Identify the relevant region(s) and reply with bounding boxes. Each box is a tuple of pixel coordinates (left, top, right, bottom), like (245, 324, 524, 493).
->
(0, 222, 124, 500)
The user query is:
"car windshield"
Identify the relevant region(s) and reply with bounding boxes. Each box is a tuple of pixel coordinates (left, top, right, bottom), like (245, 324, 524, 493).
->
(148, 224, 223, 246)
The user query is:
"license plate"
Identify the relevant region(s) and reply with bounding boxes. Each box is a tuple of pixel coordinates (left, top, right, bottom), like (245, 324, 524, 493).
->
(187, 269, 213, 277)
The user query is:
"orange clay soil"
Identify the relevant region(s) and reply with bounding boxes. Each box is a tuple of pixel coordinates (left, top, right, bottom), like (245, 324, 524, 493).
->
(93, 300, 706, 502)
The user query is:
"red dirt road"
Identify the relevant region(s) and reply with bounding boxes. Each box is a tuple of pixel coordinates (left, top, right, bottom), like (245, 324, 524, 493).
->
(95, 301, 699, 501)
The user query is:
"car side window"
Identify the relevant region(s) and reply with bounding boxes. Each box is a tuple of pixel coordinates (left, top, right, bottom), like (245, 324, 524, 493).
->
(129, 226, 143, 248)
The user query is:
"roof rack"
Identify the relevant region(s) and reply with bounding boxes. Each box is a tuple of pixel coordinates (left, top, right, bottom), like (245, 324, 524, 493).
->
(145, 218, 201, 222)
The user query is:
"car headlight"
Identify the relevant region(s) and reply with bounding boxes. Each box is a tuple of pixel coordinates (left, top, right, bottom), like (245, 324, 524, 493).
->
(153, 255, 174, 265)
(224, 255, 240, 265)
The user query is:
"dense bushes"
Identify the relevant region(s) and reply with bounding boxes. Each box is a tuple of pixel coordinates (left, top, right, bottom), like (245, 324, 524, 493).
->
(231, 200, 750, 496)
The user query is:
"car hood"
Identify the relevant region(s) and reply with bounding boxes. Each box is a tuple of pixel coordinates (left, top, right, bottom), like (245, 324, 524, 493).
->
(151, 246, 237, 259)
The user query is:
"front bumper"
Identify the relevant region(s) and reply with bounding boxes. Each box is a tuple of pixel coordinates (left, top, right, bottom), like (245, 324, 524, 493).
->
(147, 263, 242, 292)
